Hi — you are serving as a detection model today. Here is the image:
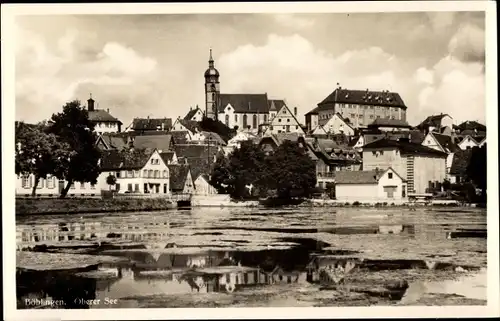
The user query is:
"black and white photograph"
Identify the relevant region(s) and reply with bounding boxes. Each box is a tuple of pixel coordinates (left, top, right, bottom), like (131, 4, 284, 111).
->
(2, 1, 498, 320)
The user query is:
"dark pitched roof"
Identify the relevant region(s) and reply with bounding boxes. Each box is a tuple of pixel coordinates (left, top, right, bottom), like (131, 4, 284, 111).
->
(174, 144, 220, 160)
(159, 151, 176, 164)
(368, 118, 411, 128)
(187, 157, 217, 181)
(184, 107, 203, 121)
(167, 164, 191, 191)
(169, 131, 190, 145)
(408, 130, 425, 144)
(305, 106, 319, 115)
(363, 138, 448, 157)
(88, 109, 122, 124)
(132, 118, 172, 131)
(268, 99, 285, 112)
(100, 149, 154, 171)
(316, 88, 407, 110)
(418, 114, 450, 128)
(132, 135, 173, 151)
(455, 120, 486, 132)
(99, 134, 128, 150)
(219, 93, 269, 113)
(460, 129, 486, 137)
(178, 119, 202, 133)
(450, 149, 473, 175)
(431, 133, 461, 153)
(335, 170, 380, 184)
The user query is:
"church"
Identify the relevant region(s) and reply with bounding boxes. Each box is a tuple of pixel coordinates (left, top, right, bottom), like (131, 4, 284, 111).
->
(204, 50, 302, 134)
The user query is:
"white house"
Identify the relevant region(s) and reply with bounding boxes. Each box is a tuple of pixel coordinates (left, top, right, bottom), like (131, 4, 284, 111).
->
(458, 135, 481, 150)
(15, 174, 100, 197)
(227, 131, 257, 149)
(100, 148, 170, 194)
(318, 113, 355, 136)
(170, 118, 202, 140)
(191, 131, 227, 146)
(421, 132, 461, 180)
(184, 106, 205, 122)
(264, 104, 304, 135)
(193, 174, 218, 195)
(418, 113, 454, 134)
(335, 167, 406, 202)
(86, 96, 122, 135)
(168, 164, 195, 194)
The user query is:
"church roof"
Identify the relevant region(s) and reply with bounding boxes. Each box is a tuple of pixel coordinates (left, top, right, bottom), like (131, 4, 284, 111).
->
(218, 93, 270, 114)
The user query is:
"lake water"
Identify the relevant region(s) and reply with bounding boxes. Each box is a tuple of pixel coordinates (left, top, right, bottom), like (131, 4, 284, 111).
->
(15, 206, 487, 308)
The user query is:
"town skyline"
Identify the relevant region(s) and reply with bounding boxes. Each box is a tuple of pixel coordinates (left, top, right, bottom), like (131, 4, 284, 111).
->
(15, 11, 485, 128)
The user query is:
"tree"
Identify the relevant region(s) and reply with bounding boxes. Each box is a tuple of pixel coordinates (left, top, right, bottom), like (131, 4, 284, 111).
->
(47, 100, 102, 198)
(15, 122, 74, 196)
(466, 144, 487, 199)
(199, 117, 236, 142)
(266, 141, 317, 198)
(210, 141, 267, 198)
(106, 174, 117, 191)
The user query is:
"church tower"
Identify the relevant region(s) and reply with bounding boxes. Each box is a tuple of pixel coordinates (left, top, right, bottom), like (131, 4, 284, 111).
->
(204, 48, 220, 121)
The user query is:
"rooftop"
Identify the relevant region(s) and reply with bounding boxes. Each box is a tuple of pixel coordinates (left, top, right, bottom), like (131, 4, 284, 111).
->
(363, 138, 448, 157)
(88, 109, 122, 124)
(218, 93, 270, 114)
(132, 118, 172, 131)
(335, 169, 384, 184)
(316, 88, 407, 111)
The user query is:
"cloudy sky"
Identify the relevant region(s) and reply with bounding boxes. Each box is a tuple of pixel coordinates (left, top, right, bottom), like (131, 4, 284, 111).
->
(14, 10, 486, 127)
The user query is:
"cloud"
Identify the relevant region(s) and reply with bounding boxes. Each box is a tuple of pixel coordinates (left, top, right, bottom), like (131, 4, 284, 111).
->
(273, 14, 315, 29)
(15, 23, 160, 125)
(448, 23, 485, 63)
(218, 33, 485, 125)
(426, 12, 456, 32)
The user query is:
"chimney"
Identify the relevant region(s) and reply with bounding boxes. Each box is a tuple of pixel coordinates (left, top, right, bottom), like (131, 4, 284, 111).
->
(87, 94, 95, 112)
(294, 107, 297, 116)
(107, 108, 110, 113)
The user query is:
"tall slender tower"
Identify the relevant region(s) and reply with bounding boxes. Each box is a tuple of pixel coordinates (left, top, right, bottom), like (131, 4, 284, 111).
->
(204, 48, 220, 121)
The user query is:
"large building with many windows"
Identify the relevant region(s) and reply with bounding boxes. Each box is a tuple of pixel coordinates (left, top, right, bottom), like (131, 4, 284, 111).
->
(305, 86, 408, 131)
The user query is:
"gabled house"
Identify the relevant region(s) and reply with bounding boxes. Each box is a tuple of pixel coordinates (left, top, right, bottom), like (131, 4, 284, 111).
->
(318, 113, 355, 136)
(192, 174, 218, 195)
(160, 151, 179, 165)
(217, 93, 271, 131)
(362, 138, 447, 194)
(191, 131, 227, 146)
(421, 132, 461, 179)
(167, 164, 195, 194)
(130, 117, 172, 133)
(417, 113, 454, 135)
(171, 118, 202, 140)
(86, 96, 123, 134)
(457, 135, 484, 150)
(454, 120, 486, 134)
(258, 132, 302, 155)
(268, 100, 285, 121)
(131, 134, 174, 153)
(99, 148, 170, 194)
(184, 106, 205, 122)
(96, 133, 129, 151)
(335, 167, 406, 201)
(263, 104, 304, 135)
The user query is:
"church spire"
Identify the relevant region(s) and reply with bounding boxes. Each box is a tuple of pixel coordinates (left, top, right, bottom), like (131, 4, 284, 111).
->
(209, 48, 214, 67)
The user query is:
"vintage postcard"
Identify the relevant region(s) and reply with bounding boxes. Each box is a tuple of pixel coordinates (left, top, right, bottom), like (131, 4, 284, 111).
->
(2, 1, 498, 320)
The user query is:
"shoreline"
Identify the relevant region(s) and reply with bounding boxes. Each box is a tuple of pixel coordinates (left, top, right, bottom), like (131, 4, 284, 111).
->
(15, 197, 483, 216)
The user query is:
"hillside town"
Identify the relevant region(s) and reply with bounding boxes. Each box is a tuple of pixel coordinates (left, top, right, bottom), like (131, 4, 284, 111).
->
(15, 50, 487, 204)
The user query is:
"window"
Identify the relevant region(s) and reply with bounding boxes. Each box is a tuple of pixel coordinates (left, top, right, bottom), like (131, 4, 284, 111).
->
(80, 182, 85, 189)
(116, 171, 121, 178)
(370, 115, 374, 119)
(253, 114, 257, 128)
(148, 169, 153, 177)
(295, 126, 298, 129)
(47, 176, 55, 189)
(21, 176, 31, 188)
(278, 119, 282, 122)
(377, 115, 381, 119)
(70, 183, 75, 189)
(286, 125, 290, 132)
(264, 114, 268, 122)
(243, 114, 248, 128)
(270, 126, 273, 130)
(287, 119, 290, 122)
(283, 109, 286, 114)
(38, 179, 44, 189)
(154, 170, 159, 178)
(388, 172, 393, 179)
(235, 114, 238, 122)
(135, 184, 139, 192)
(91, 184, 96, 190)
(128, 184, 133, 192)
(163, 170, 168, 178)
(225, 114, 229, 126)
(143, 170, 148, 178)
(128, 171, 134, 177)
(115, 184, 120, 191)
(380, 151, 384, 155)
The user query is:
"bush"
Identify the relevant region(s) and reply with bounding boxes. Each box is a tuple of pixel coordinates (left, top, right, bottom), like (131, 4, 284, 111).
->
(352, 201, 361, 206)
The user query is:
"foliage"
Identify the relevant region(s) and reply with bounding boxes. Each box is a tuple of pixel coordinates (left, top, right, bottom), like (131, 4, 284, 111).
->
(199, 117, 237, 142)
(106, 174, 117, 190)
(47, 100, 102, 198)
(15, 122, 74, 196)
(466, 145, 486, 198)
(210, 140, 317, 199)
